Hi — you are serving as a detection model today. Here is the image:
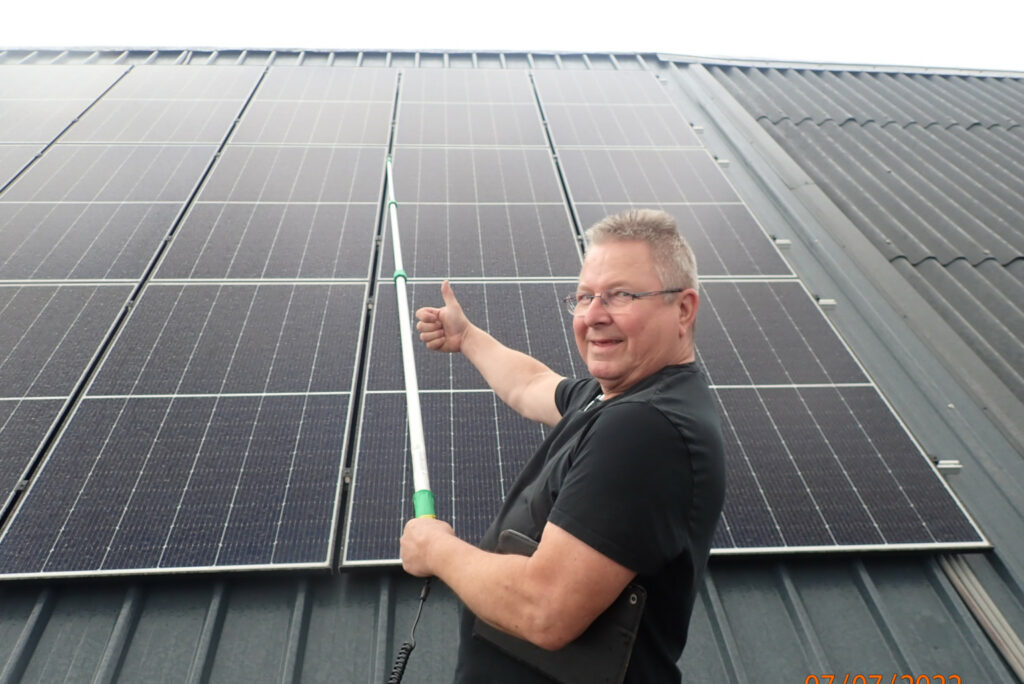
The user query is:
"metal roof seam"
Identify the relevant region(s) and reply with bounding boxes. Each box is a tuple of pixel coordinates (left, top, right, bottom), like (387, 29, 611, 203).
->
(851, 561, 916, 672)
(774, 564, 830, 672)
(0, 587, 55, 682)
(185, 580, 227, 684)
(699, 572, 749, 684)
(94, 584, 143, 684)
(281, 577, 312, 683)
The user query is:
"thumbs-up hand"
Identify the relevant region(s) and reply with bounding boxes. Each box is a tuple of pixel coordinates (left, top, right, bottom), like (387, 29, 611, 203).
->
(415, 280, 472, 353)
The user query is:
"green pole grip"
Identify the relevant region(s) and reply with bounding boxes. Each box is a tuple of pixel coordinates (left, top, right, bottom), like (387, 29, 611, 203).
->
(393, 268, 407, 282)
(413, 489, 436, 518)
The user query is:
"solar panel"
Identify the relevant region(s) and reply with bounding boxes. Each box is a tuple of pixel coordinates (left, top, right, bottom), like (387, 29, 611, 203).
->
(104, 65, 263, 101)
(401, 69, 535, 103)
(63, 99, 246, 144)
(543, 104, 702, 147)
(0, 392, 350, 575)
(697, 281, 868, 385)
(88, 283, 364, 396)
(574, 202, 791, 277)
(0, 203, 180, 280)
(392, 147, 564, 203)
(2, 145, 218, 202)
(378, 203, 581, 278)
(532, 70, 669, 105)
(256, 66, 397, 102)
(0, 65, 127, 99)
(397, 103, 548, 146)
(198, 145, 383, 203)
(0, 100, 94, 143)
(155, 203, 378, 280)
(712, 385, 983, 550)
(559, 148, 739, 203)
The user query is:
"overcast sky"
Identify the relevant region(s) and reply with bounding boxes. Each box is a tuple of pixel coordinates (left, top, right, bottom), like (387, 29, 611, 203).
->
(5, 0, 1024, 73)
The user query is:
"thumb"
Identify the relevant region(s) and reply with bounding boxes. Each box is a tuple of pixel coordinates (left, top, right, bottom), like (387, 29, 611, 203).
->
(441, 279, 460, 309)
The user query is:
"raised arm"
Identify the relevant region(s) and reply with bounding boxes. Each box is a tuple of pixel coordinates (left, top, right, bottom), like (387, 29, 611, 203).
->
(416, 280, 564, 427)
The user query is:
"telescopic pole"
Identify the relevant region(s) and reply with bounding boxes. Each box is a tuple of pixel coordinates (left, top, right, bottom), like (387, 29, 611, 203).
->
(385, 156, 435, 520)
(384, 155, 434, 684)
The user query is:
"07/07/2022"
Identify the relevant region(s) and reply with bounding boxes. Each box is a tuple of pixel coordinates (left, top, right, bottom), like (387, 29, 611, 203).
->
(805, 676, 962, 684)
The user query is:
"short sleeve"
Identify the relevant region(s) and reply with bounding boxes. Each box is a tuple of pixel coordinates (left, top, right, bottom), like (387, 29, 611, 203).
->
(547, 402, 693, 575)
(554, 377, 599, 416)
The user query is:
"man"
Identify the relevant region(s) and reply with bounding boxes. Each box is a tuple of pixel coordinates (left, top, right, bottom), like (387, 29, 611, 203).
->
(400, 209, 725, 683)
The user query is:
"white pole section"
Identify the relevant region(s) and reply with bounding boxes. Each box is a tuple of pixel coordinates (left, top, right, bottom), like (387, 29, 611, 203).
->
(385, 156, 434, 518)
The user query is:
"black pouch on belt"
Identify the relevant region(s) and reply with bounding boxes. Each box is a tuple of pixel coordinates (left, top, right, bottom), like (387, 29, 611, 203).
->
(472, 529, 647, 684)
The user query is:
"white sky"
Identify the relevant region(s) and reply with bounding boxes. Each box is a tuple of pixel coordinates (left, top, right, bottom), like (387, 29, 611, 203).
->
(5, 0, 1024, 73)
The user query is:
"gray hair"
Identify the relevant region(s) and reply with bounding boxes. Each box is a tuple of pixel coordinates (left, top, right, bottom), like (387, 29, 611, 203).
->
(584, 209, 698, 293)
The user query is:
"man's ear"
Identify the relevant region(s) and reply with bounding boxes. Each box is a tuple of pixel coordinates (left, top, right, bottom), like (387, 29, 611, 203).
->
(678, 288, 699, 330)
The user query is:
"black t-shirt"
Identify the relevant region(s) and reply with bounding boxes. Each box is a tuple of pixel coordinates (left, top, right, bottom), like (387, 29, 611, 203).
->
(454, 364, 726, 683)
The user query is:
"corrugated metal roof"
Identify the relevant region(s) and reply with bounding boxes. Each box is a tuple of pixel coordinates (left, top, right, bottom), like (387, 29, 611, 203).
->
(1, 49, 1022, 684)
(708, 65, 1024, 406)
(1, 556, 1019, 683)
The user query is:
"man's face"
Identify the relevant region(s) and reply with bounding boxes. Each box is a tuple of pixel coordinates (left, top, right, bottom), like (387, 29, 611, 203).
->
(573, 240, 694, 398)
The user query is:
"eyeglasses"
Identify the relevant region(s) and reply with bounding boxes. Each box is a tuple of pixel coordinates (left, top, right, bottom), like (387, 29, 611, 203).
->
(562, 289, 682, 316)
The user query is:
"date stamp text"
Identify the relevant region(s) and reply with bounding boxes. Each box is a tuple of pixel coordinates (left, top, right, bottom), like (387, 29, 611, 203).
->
(805, 676, 962, 684)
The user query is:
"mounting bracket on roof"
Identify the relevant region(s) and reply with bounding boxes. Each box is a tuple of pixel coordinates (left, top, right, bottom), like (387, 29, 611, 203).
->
(773, 237, 792, 249)
(816, 296, 837, 309)
(934, 459, 963, 474)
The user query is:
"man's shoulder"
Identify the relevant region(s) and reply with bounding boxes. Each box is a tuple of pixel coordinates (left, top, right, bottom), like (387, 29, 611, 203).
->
(555, 376, 601, 413)
(609, 364, 722, 447)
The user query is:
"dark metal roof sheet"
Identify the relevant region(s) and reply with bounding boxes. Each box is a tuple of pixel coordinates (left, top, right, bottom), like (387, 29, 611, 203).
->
(711, 65, 1024, 406)
(2, 557, 1019, 683)
(1, 49, 1023, 684)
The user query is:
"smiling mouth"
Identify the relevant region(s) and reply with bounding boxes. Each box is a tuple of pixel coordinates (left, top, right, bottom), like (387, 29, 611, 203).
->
(589, 339, 621, 348)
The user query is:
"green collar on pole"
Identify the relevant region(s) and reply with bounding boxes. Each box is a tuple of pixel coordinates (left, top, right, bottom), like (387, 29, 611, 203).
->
(393, 268, 407, 282)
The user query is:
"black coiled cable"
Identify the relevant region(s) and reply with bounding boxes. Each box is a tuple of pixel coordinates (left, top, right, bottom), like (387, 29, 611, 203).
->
(387, 578, 432, 684)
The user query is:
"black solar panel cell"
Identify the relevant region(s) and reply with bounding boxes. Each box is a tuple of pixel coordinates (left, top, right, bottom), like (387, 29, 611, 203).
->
(559, 148, 739, 203)
(2, 145, 217, 202)
(397, 103, 547, 146)
(198, 145, 384, 202)
(392, 147, 563, 203)
(544, 104, 701, 147)
(0, 203, 178, 280)
(377, 203, 580, 278)
(157, 203, 377, 280)
(234, 101, 393, 145)
(89, 283, 364, 396)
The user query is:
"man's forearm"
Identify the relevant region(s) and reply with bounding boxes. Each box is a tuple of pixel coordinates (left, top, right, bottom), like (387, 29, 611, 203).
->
(402, 518, 635, 651)
(459, 324, 563, 426)
(425, 531, 568, 649)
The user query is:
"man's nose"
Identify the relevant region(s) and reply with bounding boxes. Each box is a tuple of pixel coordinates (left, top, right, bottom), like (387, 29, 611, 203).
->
(583, 294, 613, 324)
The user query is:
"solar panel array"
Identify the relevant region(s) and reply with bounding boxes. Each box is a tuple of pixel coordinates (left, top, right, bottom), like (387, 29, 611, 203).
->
(342, 69, 986, 564)
(0, 64, 986, 579)
(0, 66, 387, 577)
